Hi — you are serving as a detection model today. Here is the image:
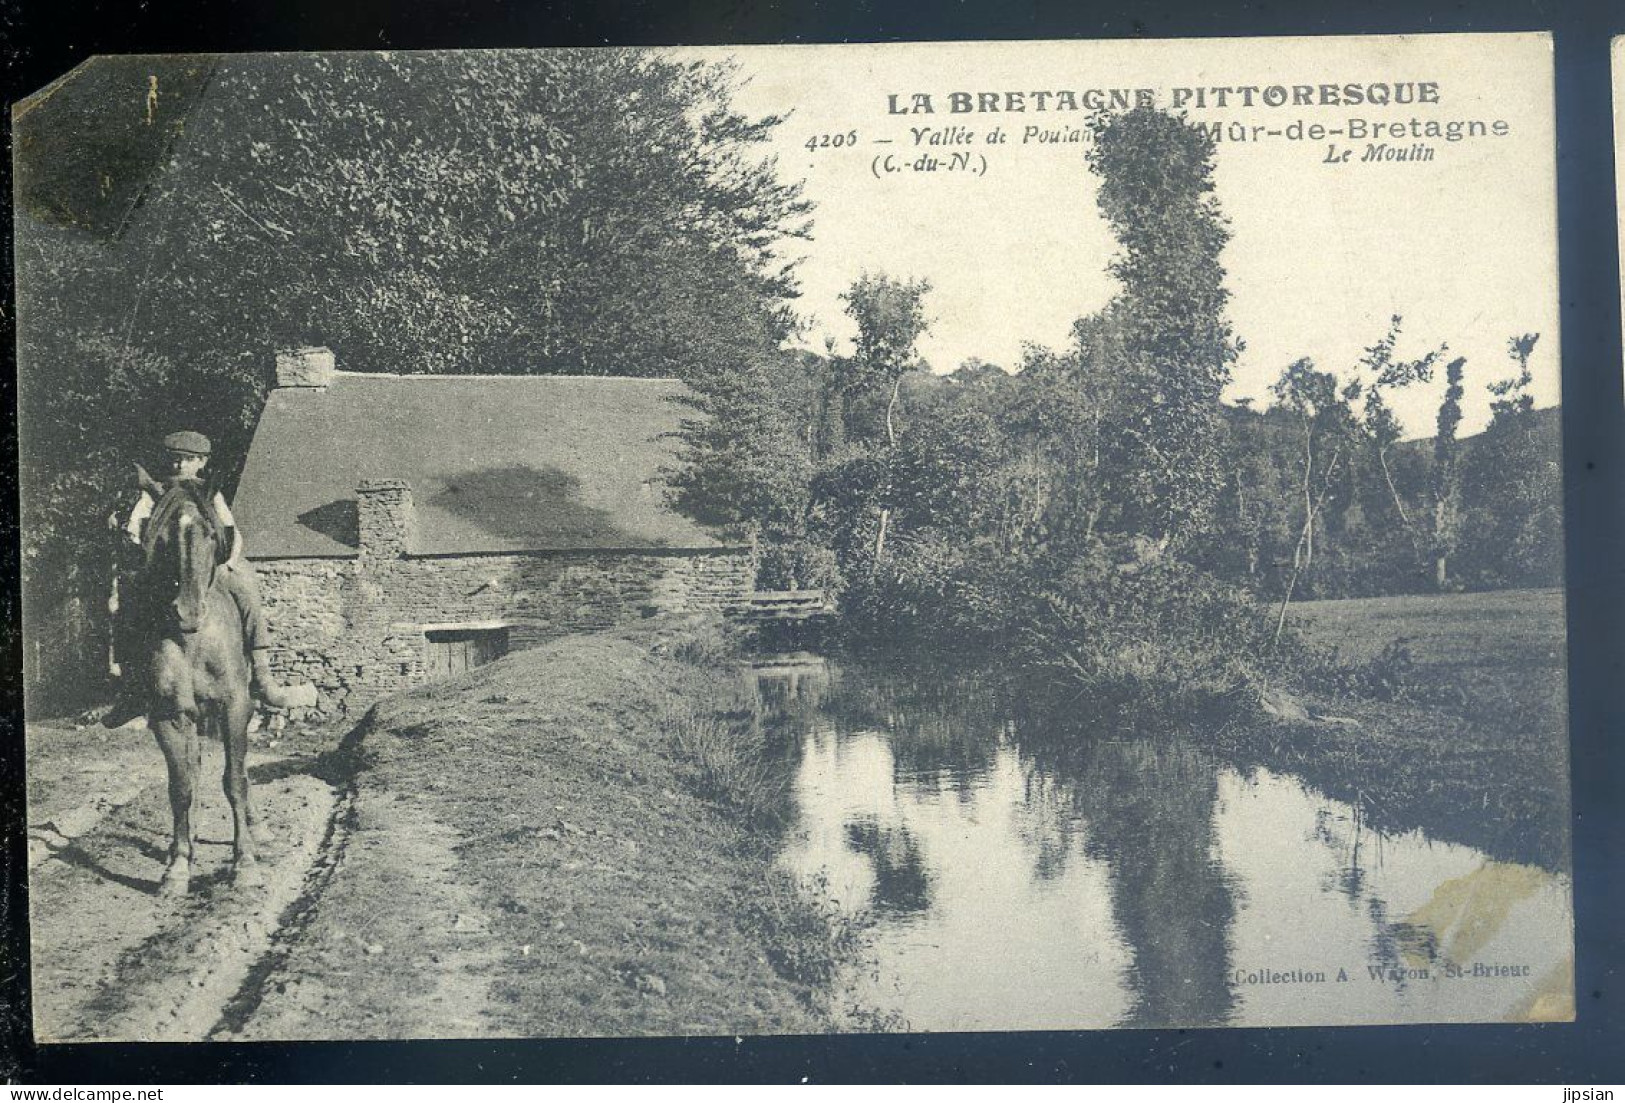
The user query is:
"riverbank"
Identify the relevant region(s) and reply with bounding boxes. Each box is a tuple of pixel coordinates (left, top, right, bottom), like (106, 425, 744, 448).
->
(821, 587, 1570, 874)
(1228, 588, 1569, 871)
(225, 617, 845, 1039)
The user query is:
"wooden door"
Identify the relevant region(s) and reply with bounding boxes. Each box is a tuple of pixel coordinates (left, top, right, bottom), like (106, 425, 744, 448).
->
(424, 627, 510, 680)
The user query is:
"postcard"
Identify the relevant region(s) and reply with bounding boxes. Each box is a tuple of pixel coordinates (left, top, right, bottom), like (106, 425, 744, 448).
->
(14, 33, 1568, 1039)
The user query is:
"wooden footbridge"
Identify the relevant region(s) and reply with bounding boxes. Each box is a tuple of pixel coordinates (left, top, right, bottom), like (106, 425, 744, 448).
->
(736, 589, 835, 624)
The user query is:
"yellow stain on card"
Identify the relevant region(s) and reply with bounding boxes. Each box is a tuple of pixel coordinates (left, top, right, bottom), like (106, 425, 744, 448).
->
(1400, 861, 1547, 969)
(1397, 860, 1573, 1021)
(1510, 955, 1575, 1022)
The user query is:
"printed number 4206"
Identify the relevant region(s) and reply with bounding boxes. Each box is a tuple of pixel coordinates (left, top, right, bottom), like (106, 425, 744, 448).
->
(805, 131, 858, 151)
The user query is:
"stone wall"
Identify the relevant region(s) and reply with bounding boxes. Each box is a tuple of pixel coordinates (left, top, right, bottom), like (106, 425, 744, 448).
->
(254, 548, 753, 717)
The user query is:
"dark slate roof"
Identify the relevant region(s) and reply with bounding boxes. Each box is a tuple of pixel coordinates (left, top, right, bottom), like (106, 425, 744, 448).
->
(234, 373, 730, 558)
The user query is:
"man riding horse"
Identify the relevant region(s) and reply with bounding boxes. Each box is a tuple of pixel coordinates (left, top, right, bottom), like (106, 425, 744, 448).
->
(103, 429, 305, 727)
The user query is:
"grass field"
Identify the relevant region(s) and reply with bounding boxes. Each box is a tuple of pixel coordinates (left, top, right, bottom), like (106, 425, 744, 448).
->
(1226, 588, 1571, 872)
(1289, 588, 1566, 675)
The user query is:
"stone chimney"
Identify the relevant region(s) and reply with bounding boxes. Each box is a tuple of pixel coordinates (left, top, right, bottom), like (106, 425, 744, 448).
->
(275, 346, 336, 390)
(357, 479, 414, 559)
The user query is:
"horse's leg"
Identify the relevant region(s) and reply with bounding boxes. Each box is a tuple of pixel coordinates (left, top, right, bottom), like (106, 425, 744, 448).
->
(221, 690, 264, 887)
(151, 712, 197, 896)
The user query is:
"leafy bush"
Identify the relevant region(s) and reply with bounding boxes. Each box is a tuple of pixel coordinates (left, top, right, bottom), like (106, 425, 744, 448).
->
(838, 534, 1023, 654)
(741, 869, 870, 992)
(756, 538, 844, 597)
(835, 529, 1280, 724)
(1001, 543, 1275, 716)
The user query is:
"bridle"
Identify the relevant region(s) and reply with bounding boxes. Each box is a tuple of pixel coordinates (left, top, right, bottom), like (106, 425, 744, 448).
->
(142, 480, 230, 630)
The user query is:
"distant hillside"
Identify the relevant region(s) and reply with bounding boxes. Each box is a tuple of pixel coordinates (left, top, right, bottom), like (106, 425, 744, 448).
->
(1394, 403, 1562, 453)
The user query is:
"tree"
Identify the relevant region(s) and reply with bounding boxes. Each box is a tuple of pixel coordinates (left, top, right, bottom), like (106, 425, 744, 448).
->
(129, 52, 814, 381)
(1493, 333, 1540, 421)
(1210, 404, 1290, 585)
(996, 332, 1120, 559)
(831, 273, 932, 560)
(1354, 316, 1445, 544)
(1085, 107, 1241, 546)
(1430, 356, 1468, 589)
(1267, 359, 1357, 640)
(834, 273, 932, 443)
(947, 357, 1009, 391)
(1460, 334, 1562, 588)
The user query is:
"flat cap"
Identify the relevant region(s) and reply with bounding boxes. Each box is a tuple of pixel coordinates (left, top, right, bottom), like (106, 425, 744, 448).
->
(162, 430, 212, 456)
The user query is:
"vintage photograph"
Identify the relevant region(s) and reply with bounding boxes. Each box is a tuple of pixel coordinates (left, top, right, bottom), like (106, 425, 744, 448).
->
(14, 34, 1569, 1040)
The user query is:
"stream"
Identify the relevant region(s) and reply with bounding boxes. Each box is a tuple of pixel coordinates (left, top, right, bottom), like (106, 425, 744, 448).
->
(758, 657, 1573, 1031)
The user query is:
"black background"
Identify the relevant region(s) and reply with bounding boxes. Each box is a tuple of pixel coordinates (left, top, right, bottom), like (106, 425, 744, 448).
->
(1, 0, 1622, 1084)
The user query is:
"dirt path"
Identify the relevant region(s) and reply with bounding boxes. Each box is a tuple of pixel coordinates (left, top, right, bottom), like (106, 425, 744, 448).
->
(27, 723, 340, 1042)
(28, 623, 843, 1041)
(217, 783, 511, 1040)
(26, 723, 165, 870)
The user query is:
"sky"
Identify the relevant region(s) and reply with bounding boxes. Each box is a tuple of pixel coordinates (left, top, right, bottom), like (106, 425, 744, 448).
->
(679, 35, 1558, 439)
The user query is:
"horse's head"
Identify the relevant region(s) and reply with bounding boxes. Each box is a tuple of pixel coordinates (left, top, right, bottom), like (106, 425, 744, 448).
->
(141, 478, 229, 634)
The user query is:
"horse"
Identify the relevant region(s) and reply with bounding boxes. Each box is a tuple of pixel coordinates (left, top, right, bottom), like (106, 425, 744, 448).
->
(131, 466, 265, 895)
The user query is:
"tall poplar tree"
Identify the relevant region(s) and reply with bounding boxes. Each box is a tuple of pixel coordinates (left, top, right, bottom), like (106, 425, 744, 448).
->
(1085, 107, 1240, 547)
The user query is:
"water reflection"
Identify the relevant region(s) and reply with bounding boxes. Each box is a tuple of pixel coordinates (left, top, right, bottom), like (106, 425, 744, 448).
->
(1050, 738, 1238, 1028)
(1213, 767, 1572, 1025)
(819, 666, 1008, 787)
(751, 653, 832, 716)
(767, 662, 1574, 1031)
(782, 724, 1135, 1031)
(843, 818, 933, 916)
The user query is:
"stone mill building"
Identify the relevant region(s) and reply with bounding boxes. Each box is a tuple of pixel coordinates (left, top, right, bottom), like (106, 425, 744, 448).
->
(232, 348, 754, 716)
